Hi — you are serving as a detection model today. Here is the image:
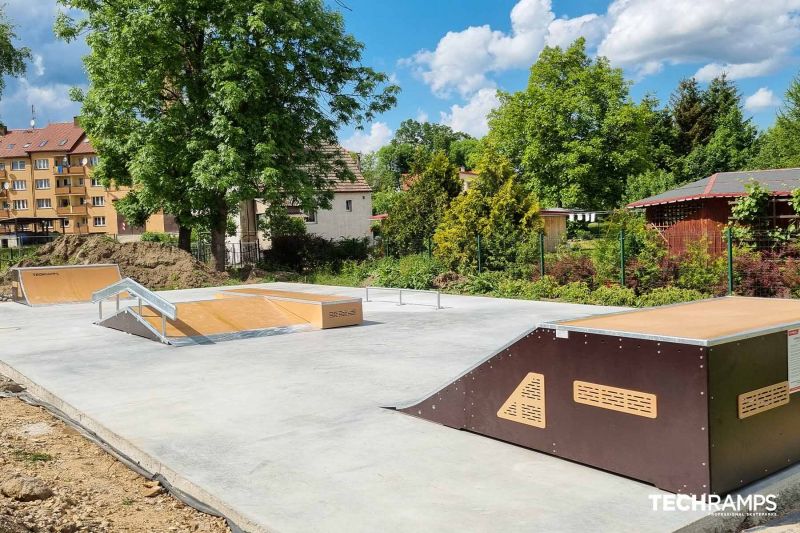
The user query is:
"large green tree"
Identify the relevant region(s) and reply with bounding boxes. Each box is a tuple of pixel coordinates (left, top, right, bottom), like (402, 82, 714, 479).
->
(56, 0, 397, 270)
(751, 75, 800, 169)
(0, 10, 30, 113)
(486, 38, 652, 209)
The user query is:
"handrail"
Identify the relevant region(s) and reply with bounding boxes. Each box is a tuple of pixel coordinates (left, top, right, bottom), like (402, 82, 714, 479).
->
(364, 286, 441, 309)
(92, 277, 177, 320)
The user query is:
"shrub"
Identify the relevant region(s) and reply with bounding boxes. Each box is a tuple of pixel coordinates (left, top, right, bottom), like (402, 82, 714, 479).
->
(547, 252, 596, 287)
(140, 231, 177, 245)
(555, 281, 592, 303)
(264, 235, 370, 272)
(369, 254, 443, 290)
(529, 275, 560, 300)
(636, 287, 707, 307)
(459, 271, 507, 295)
(590, 285, 637, 307)
(676, 239, 726, 294)
(493, 278, 537, 300)
(733, 249, 790, 297)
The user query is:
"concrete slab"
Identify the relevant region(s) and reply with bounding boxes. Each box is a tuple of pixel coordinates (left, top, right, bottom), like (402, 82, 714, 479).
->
(0, 283, 715, 532)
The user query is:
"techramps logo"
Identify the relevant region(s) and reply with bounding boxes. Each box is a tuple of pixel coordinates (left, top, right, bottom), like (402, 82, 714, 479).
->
(649, 494, 778, 517)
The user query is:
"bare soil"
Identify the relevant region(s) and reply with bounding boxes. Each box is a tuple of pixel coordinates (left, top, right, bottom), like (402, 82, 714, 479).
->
(0, 376, 231, 533)
(0, 236, 228, 295)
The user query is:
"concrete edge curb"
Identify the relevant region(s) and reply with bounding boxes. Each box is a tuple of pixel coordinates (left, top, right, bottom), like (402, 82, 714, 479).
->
(0, 360, 270, 533)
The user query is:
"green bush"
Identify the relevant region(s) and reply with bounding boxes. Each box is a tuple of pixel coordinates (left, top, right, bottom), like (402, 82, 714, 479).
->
(676, 239, 725, 294)
(140, 231, 178, 245)
(555, 281, 592, 303)
(590, 285, 637, 307)
(636, 287, 707, 307)
(493, 278, 537, 299)
(529, 275, 560, 300)
(369, 254, 443, 290)
(457, 271, 506, 295)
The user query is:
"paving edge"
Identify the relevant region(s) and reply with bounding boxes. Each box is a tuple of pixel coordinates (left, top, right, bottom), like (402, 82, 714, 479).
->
(0, 360, 270, 533)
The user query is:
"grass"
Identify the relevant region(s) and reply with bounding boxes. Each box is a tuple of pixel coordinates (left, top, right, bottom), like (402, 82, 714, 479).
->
(121, 497, 134, 506)
(12, 449, 54, 463)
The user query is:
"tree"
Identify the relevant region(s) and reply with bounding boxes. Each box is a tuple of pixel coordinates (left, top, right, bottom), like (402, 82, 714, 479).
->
(393, 119, 471, 153)
(669, 78, 710, 158)
(448, 138, 480, 170)
(751, 75, 800, 169)
(0, 10, 30, 125)
(56, 0, 397, 271)
(486, 38, 652, 209)
(434, 147, 542, 273)
(682, 103, 758, 179)
(382, 152, 460, 254)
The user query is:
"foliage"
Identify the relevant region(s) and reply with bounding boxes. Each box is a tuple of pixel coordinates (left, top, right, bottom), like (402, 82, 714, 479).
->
(554, 281, 592, 303)
(263, 235, 369, 272)
(434, 148, 542, 273)
(681, 104, 758, 180)
(393, 119, 471, 153)
(383, 152, 460, 255)
(259, 206, 307, 239)
(0, 9, 30, 104)
(590, 210, 663, 285)
(623, 169, 677, 204)
(372, 190, 403, 215)
(636, 287, 707, 307)
(590, 285, 638, 307)
(733, 249, 790, 298)
(486, 38, 653, 209)
(369, 254, 443, 290)
(675, 239, 726, 294)
(56, 0, 398, 271)
(546, 251, 595, 287)
(448, 138, 481, 170)
(140, 231, 178, 245)
(751, 75, 800, 169)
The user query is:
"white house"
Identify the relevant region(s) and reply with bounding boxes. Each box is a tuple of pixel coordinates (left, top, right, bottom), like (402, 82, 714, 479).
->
(230, 148, 374, 249)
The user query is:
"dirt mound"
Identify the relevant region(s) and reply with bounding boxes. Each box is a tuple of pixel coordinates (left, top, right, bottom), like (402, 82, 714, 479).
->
(5, 235, 228, 290)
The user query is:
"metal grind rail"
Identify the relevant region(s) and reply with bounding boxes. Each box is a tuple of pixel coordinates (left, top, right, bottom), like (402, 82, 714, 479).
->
(364, 286, 442, 309)
(92, 277, 177, 337)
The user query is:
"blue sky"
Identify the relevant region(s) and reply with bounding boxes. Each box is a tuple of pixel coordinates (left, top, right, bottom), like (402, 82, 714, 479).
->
(1, 0, 799, 154)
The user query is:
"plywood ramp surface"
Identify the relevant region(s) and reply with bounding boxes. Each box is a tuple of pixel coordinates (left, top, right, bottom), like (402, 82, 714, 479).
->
(560, 297, 800, 340)
(17, 265, 121, 305)
(224, 287, 350, 302)
(139, 296, 307, 338)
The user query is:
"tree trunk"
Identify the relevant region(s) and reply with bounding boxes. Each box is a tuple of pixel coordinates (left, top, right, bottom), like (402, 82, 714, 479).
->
(210, 198, 228, 272)
(178, 225, 191, 253)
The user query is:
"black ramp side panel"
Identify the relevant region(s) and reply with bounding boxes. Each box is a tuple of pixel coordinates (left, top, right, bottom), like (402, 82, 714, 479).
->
(401, 328, 711, 494)
(708, 331, 800, 494)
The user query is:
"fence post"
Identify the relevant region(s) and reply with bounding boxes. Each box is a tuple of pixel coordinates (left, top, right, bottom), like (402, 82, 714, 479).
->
(427, 236, 432, 259)
(538, 231, 545, 278)
(619, 228, 626, 286)
(726, 226, 734, 296)
(477, 233, 482, 274)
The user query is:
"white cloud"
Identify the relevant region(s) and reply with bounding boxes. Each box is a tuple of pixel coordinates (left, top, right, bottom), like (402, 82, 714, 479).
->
(31, 54, 45, 77)
(598, 0, 800, 80)
(341, 122, 393, 153)
(545, 14, 606, 49)
(744, 87, 781, 112)
(439, 88, 500, 137)
(415, 109, 429, 123)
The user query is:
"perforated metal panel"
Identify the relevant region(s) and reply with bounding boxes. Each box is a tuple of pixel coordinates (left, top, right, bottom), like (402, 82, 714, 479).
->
(738, 381, 789, 419)
(497, 372, 545, 428)
(573, 381, 658, 418)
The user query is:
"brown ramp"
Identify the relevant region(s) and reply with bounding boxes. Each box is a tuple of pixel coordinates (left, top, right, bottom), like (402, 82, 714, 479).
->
(398, 327, 710, 496)
(13, 264, 122, 305)
(223, 287, 362, 328)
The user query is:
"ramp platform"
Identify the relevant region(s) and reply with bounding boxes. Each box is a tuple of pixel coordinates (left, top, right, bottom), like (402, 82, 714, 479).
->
(93, 281, 361, 345)
(12, 264, 122, 305)
(399, 296, 800, 496)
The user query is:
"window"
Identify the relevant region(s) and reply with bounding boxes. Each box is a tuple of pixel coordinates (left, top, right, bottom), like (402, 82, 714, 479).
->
(35, 179, 50, 189)
(0, 162, 5, 170)
(93, 216, 106, 227)
(62, 219, 69, 228)
(6, 144, 14, 150)
(38, 140, 48, 147)
(91, 178, 102, 187)
(36, 198, 52, 209)
(59, 199, 69, 208)
(34, 159, 49, 170)
(345, 199, 353, 212)
(89, 156, 99, 166)
(304, 210, 317, 224)
(12, 200, 28, 210)
(11, 180, 26, 191)
(91, 196, 105, 207)
(78, 178, 84, 186)
(59, 178, 71, 187)
(58, 138, 68, 146)
(23, 143, 30, 148)
(11, 160, 25, 170)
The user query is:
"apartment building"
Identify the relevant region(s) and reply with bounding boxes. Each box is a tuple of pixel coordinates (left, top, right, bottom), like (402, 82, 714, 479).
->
(0, 119, 173, 239)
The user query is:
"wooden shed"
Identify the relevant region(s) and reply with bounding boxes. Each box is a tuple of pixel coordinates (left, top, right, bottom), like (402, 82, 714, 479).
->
(540, 208, 570, 252)
(627, 168, 800, 255)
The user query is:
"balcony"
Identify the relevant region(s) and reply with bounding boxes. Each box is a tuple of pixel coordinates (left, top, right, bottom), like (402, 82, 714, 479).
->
(55, 185, 87, 196)
(56, 205, 88, 216)
(0, 209, 8, 220)
(0, 169, 6, 179)
(54, 165, 87, 177)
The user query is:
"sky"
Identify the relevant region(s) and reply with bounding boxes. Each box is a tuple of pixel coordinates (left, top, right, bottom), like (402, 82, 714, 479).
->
(1, 0, 799, 154)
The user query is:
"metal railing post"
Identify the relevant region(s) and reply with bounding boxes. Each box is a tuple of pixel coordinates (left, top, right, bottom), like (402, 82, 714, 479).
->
(398, 289, 403, 305)
(436, 290, 441, 310)
(538, 231, 545, 277)
(619, 228, 626, 286)
(727, 226, 734, 296)
(365, 286, 370, 302)
(98, 300, 102, 320)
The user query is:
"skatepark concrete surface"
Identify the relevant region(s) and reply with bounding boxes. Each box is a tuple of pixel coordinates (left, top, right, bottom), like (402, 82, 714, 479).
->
(0, 282, 750, 532)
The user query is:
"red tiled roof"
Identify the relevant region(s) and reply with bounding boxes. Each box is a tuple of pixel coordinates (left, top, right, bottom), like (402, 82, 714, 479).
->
(69, 135, 95, 155)
(319, 145, 372, 193)
(0, 122, 92, 158)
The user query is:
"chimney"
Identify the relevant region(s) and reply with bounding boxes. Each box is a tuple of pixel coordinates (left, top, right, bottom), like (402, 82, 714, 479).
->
(73, 116, 80, 127)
